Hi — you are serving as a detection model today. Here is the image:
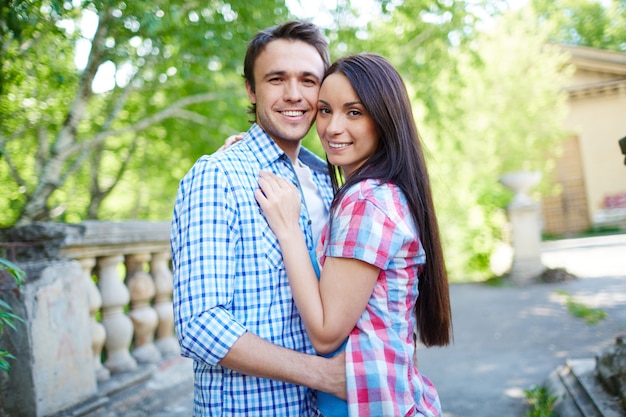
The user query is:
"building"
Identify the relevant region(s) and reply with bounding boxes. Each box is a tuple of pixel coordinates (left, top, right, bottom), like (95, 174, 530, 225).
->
(542, 45, 626, 236)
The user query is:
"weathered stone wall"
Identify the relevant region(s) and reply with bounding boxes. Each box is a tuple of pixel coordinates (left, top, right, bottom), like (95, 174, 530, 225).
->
(0, 260, 95, 416)
(0, 220, 174, 416)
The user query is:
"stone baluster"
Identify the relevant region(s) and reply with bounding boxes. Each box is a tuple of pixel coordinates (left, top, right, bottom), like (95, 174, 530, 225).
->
(150, 251, 179, 357)
(97, 255, 137, 373)
(78, 257, 110, 381)
(125, 253, 161, 363)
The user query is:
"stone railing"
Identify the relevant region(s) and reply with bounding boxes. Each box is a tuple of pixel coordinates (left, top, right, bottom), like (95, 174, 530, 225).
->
(0, 221, 181, 417)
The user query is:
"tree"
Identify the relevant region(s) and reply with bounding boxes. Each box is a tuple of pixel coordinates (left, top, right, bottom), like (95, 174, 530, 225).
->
(426, 8, 571, 280)
(531, 0, 626, 51)
(331, 2, 572, 280)
(1, 0, 290, 226)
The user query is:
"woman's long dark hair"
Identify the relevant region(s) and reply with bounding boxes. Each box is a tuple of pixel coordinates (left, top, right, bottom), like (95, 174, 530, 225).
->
(324, 54, 452, 347)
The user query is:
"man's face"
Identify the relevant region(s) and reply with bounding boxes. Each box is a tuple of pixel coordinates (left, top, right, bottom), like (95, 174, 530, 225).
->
(246, 39, 325, 159)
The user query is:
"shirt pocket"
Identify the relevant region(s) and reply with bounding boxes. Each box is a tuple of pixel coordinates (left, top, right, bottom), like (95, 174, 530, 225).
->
(261, 224, 284, 271)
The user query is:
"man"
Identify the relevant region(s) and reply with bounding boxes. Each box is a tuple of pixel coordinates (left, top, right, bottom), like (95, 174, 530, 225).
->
(171, 21, 342, 416)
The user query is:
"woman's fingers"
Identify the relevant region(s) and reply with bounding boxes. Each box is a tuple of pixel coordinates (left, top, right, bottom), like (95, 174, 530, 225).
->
(256, 171, 301, 221)
(258, 171, 296, 196)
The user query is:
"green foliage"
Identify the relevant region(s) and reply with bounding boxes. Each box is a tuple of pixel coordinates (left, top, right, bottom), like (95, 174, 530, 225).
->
(345, 3, 571, 280)
(326, 1, 501, 281)
(555, 290, 607, 324)
(524, 385, 559, 417)
(443, 10, 569, 280)
(531, 0, 626, 51)
(0, 258, 25, 375)
(431, 9, 571, 281)
(0, 0, 290, 225)
(1, 0, 622, 281)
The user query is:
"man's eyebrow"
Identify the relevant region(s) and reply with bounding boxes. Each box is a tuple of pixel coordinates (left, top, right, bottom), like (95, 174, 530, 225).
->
(261, 70, 286, 79)
(263, 70, 321, 81)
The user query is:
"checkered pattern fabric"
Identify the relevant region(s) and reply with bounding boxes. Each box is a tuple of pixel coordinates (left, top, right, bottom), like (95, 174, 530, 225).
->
(171, 124, 334, 417)
(320, 179, 442, 417)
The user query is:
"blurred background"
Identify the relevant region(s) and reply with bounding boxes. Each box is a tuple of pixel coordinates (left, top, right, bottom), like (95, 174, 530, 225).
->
(1, 0, 625, 282)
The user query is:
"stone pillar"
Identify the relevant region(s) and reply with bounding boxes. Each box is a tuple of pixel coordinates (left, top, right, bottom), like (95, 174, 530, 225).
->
(499, 171, 545, 284)
(125, 253, 161, 364)
(0, 261, 96, 416)
(151, 251, 180, 356)
(97, 255, 137, 373)
(78, 257, 110, 381)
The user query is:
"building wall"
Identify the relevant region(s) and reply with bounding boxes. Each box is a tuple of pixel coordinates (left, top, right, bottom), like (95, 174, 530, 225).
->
(542, 136, 589, 236)
(542, 46, 626, 236)
(569, 88, 626, 216)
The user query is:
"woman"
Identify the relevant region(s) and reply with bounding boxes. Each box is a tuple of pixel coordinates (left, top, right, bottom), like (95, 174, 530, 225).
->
(255, 54, 452, 417)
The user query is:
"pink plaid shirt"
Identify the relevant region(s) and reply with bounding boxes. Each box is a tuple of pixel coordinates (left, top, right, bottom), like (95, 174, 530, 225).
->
(320, 179, 441, 417)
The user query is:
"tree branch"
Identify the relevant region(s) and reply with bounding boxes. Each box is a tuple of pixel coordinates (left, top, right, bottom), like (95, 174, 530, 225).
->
(70, 91, 224, 155)
(0, 145, 27, 190)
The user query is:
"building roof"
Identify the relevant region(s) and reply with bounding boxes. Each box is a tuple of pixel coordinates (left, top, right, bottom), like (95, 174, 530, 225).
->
(558, 44, 626, 98)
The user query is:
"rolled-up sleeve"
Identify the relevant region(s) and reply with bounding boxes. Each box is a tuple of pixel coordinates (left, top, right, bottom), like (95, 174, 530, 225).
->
(171, 156, 246, 365)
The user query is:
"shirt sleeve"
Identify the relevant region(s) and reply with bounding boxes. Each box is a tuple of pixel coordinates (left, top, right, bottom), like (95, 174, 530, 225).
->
(325, 188, 404, 270)
(171, 157, 246, 366)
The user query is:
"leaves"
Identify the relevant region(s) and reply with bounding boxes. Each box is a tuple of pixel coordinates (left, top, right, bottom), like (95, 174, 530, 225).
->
(0, 350, 17, 375)
(531, 0, 626, 51)
(0, 302, 24, 331)
(524, 385, 558, 417)
(1, 0, 290, 225)
(1, 0, 621, 280)
(0, 257, 25, 375)
(0, 258, 25, 286)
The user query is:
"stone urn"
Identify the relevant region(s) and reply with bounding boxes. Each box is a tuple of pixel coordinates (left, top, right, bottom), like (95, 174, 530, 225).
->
(498, 171, 542, 207)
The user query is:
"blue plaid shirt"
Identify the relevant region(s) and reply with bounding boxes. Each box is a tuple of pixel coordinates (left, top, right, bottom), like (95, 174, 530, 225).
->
(171, 124, 334, 416)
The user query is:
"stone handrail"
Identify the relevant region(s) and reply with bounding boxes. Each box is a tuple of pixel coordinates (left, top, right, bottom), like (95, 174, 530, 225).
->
(0, 221, 179, 417)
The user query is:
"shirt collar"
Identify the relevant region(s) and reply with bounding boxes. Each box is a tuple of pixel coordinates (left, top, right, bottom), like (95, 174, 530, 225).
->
(244, 123, 328, 175)
(245, 124, 285, 169)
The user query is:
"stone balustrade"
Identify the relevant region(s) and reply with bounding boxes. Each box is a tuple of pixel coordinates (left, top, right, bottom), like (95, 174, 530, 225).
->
(0, 221, 179, 417)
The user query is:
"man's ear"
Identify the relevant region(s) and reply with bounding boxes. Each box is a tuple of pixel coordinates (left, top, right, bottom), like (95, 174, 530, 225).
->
(245, 81, 256, 104)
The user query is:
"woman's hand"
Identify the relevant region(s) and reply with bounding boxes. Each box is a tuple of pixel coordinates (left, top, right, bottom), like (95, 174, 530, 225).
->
(215, 133, 244, 152)
(254, 171, 302, 241)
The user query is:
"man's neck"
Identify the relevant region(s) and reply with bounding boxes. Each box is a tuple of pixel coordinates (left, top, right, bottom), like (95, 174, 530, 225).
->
(274, 140, 301, 165)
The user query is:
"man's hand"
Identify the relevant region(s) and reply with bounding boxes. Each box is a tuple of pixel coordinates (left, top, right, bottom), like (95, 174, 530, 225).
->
(219, 332, 346, 399)
(322, 350, 347, 400)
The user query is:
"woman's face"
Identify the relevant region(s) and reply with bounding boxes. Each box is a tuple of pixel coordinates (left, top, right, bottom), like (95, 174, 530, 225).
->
(316, 73, 379, 177)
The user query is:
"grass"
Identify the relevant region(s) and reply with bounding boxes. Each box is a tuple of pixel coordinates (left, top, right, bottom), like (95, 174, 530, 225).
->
(524, 385, 559, 417)
(542, 227, 624, 241)
(555, 290, 607, 324)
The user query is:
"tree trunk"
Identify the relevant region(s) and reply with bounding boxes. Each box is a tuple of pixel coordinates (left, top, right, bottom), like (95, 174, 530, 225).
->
(15, 8, 112, 226)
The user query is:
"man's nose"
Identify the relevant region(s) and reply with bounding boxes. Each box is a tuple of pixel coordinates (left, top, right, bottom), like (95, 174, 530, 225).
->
(283, 79, 303, 102)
